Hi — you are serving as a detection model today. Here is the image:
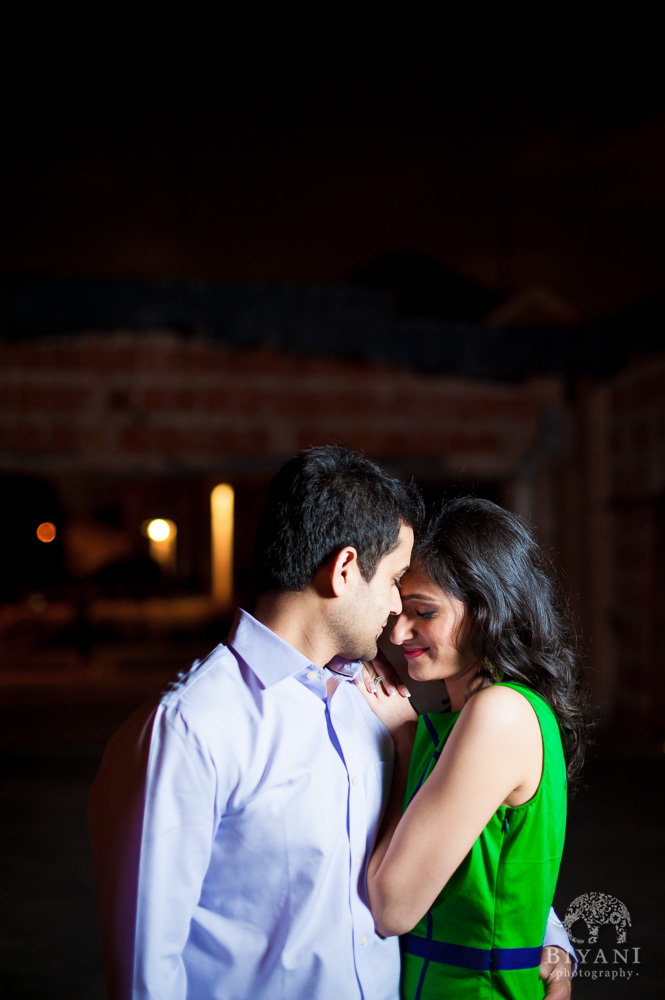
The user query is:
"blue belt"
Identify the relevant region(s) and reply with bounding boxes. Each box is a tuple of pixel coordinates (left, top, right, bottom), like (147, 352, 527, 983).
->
(403, 934, 542, 971)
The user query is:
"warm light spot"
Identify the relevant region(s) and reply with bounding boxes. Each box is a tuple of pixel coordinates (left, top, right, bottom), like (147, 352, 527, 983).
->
(27, 592, 48, 613)
(143, 518, 177, 571)
(36, 521, 57, 543)
(211, 483, 234, 606)
(147, 518, 171, 542)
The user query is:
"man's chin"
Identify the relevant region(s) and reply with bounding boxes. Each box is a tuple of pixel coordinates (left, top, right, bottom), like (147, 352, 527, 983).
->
(361, 639, 379, 662)
(343, 640, 378, 663)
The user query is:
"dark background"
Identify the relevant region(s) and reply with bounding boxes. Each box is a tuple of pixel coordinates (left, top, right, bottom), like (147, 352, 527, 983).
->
(4, 44, 665, 320)
(1, 37, 663, 998)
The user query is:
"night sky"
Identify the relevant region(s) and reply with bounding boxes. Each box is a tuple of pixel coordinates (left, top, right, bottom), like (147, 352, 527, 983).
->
(3, 43, 665, 322)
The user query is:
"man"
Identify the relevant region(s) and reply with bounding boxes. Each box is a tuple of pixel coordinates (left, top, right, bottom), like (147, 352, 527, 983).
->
(89, 446, 572, 999)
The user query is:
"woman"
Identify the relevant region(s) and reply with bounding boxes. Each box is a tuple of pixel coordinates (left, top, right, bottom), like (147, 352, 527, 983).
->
(357, 497, 588, 1000)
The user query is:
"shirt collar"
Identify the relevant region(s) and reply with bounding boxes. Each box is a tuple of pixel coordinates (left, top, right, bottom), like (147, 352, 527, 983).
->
(227, 609, 317, 687)
(227, 610, 363, 688)
(325, 655, 363, 680)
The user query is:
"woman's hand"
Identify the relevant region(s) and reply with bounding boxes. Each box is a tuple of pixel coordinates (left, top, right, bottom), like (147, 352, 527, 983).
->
(355, 663, 417, 738)
(360, 649, 411, 699)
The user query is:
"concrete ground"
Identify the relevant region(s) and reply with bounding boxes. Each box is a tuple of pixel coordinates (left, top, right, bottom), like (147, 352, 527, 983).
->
(1, 644, 662, 1000)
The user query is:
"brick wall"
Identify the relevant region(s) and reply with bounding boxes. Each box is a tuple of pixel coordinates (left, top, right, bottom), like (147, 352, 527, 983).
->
(0, 330, 561, 479)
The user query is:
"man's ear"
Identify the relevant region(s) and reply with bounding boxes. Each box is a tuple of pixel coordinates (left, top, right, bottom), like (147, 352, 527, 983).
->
(329, 546, 361, 597)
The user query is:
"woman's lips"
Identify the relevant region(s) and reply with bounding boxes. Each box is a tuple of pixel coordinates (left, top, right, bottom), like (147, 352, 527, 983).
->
(402, 648, 426, 660)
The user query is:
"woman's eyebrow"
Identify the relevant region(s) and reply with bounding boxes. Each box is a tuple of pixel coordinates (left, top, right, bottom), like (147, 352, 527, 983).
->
(401, 593, 439, 602)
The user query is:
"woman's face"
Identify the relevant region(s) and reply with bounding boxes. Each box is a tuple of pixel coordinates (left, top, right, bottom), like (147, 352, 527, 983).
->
(389, 565, 475, 683)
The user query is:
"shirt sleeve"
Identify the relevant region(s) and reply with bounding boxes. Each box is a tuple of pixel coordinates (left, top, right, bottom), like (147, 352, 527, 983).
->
(89, 703, 221, 1000)
(543, 906, 578, 973)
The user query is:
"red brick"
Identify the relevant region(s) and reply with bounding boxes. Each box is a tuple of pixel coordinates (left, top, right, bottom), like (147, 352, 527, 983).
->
(81, 425, 108, 452)
(119, 424, 151, 453)
(206, 426, 270, 457)
(0, 384, 17, 410)
(105, 343, 140, 373)
(15, 422, 46, 451)
(48, 422, 79, 453)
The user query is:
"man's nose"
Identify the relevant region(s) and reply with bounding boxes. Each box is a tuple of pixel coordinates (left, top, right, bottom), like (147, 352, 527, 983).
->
(390, 612, 410, 645)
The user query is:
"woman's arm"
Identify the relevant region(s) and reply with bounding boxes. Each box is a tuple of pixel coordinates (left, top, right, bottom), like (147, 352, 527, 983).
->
(363, 683, 543, 937)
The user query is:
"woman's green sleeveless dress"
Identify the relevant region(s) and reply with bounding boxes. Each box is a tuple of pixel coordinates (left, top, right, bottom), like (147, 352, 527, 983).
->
(401, 682, 567, 1000)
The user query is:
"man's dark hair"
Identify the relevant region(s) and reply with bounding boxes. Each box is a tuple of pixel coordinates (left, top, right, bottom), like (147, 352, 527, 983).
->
(253, 446, 423, 593)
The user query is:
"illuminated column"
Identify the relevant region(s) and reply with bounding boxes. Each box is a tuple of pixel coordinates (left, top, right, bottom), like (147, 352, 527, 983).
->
(210, 484, 234, 606)
(145, 518, 177, 573)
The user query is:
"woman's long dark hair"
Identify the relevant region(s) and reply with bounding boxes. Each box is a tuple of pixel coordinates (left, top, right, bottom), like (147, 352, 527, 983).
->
(414, 496, 589, 781)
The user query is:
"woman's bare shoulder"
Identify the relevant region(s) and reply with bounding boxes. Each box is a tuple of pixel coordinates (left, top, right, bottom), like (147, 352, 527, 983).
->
(459, 683, 538, 733)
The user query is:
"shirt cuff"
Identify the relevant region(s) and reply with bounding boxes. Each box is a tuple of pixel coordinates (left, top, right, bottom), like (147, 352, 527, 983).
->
(544, 908, 578, 976)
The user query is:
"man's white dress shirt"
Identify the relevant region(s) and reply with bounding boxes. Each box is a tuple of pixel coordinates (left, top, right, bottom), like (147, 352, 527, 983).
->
(89, 609, 400, 999)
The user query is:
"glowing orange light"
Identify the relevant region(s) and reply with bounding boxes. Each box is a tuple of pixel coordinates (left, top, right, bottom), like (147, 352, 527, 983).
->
(36, 522, 57, 543)
(142, 518, 177, 571)
(211, 484, 234, 606)
(147, 518, 171, 542)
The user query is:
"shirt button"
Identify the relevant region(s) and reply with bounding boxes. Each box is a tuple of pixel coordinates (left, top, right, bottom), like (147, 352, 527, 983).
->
(354, 856, 362, 867)
(306, 670, 317, 681)
(351, 776, 358, 785)
(359, 935, 368, 947)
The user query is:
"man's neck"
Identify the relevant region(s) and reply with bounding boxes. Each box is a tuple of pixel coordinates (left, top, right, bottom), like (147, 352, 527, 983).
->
(254, 591, 335, 668)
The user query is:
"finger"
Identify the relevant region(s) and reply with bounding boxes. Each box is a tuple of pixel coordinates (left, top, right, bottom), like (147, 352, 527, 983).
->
(355, 675, 380, 700)
(377, 674, 397, 696)
(361, 664, 380, 694)
(369, 654, 412, 699)
(376, 671, 412, 699)
(542, 980, 570, 1000)
(369, 663, 398, 697)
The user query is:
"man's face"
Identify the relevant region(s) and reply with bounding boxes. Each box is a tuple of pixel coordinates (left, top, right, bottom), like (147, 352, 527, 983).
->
(335, 523, 414, 662)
